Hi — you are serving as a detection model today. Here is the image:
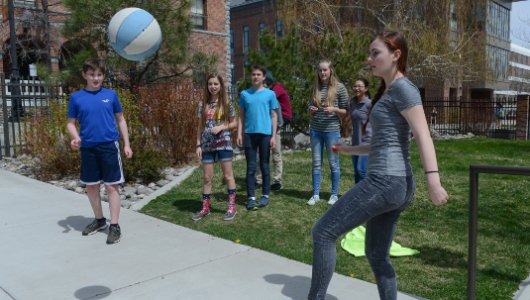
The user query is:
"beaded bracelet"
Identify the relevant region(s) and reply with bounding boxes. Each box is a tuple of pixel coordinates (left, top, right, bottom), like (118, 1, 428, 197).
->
(424, 170, 439, 174)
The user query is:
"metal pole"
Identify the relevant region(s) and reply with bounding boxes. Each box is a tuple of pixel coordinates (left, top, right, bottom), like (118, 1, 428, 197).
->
(466, 164, 530, 299)
(7, 0, 23, 122)
(468, 167, 478, 300)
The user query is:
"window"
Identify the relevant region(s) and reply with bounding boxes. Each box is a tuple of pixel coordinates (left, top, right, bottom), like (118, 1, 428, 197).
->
(259, 23, 266, 34)
(486, 45, 509, 80)
(276, 19, 283, 37)
(230, 29, 234, 52)
(191, 0, 205, 30)
(243, 25, 249, 54)
(14, 0, 35, 7)
(486, 0, 509, 40)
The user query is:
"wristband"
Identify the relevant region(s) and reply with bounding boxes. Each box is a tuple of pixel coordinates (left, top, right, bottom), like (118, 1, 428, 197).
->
(425, 170, 438, 174)
(196, 144, 201, 148)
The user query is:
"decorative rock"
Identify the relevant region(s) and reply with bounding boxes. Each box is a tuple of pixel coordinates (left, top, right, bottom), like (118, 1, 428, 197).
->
(121, 200, 133, 209)
(294, 133, 310, 149)
(66, 181, 77, 190)
(156, 179, 170, 186)
(1, 154, 199, 209)
(137, 185, 154, 195)
(123, 186, 137, 197)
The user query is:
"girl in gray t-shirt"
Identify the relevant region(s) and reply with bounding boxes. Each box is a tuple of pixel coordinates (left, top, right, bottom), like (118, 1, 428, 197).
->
(309, 31, 449, 300)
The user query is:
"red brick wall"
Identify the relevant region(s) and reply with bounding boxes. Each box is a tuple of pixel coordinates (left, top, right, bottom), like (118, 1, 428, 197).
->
(188, 32, 228, 79)
(230, 0, 276, 82)
(516, 94, 529, 140)
(1, 1, 229, 82)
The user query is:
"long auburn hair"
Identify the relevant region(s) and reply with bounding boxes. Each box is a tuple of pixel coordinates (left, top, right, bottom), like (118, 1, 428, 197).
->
(372, 31, 409, 105)
(312, 59, 340, 107)
(201, 73, 230, 130)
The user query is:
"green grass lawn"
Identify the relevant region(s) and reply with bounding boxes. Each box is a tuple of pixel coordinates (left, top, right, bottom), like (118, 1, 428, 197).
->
(140, 137, 530, 300)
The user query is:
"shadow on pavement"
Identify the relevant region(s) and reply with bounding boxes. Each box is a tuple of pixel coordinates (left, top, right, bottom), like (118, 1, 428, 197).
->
(74, 285, 112, 299)
(264, 274, 339, 300)
(58, 215, 95, 233)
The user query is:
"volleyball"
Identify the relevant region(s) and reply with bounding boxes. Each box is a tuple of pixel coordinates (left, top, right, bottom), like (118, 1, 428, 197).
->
(107, 7, 162, 61)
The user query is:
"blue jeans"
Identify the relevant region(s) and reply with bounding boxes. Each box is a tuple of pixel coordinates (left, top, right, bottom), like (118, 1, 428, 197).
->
(352, 155, 368, 184)
(310, 129, 340, 196)
(244, 133, 271, 198)
(308, 175, 416, 300)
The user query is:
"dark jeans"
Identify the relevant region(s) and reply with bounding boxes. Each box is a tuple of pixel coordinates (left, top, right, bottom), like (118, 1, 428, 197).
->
(244, 133, 272, 198)
(352, 155, 368, 184)
(308, 175, 416, 300)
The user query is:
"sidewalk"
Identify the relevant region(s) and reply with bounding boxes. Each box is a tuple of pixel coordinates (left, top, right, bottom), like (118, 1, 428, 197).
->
(0, 169, 426, 300)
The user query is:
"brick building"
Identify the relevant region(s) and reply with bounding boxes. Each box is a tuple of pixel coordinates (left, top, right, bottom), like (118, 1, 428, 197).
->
(0, 0, 230, 83)
(509, 43, 530, 93)
(229, 0, 525, 100)
(229, 0, 281, 83)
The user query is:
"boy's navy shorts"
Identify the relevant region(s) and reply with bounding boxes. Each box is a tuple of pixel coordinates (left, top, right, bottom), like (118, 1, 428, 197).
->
(80, 141, 124, 185)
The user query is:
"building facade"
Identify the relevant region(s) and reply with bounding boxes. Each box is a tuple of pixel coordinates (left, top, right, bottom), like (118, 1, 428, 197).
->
(229, 0, 525, 100)
(230, 0, 283, 83)
(0, 0, 230, 84)
(509, 43, 530, 93)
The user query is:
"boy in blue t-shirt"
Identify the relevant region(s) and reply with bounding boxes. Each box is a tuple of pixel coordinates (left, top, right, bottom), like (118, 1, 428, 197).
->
(237, 65, 279, 210)
(66, 58, 132, 245)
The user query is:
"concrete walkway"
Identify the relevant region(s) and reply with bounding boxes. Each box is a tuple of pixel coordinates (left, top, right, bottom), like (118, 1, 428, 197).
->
(0, 169, 424, 300)
(0, 168, 526, 300)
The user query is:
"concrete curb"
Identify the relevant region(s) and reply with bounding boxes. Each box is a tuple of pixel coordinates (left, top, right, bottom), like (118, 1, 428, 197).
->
(514, 272, 530, 300)
(130, 165, 198, 211)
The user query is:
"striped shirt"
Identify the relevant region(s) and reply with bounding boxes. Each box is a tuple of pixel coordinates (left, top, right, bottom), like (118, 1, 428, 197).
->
(310, 82, 349, 132)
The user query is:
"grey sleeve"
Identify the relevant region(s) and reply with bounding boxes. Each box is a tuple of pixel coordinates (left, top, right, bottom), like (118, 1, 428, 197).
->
(337, 83, 349, 109)
(388, 80, 422, 112)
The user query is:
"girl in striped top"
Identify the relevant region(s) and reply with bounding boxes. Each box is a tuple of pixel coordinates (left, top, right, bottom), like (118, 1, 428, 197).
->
(306, 59, 349, 206)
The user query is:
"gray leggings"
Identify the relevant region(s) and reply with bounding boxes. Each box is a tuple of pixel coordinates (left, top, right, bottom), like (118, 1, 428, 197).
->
(308, 174, 415, 300)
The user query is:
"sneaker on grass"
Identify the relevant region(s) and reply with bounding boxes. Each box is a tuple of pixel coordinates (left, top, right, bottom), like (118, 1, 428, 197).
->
(82, 218, 107, 236)
(328, 194, 339, 205)
(271, 182, 282, 192)
(223, 207, 237, 221)
(258, 195, 269, 208)
(247, 197, 258, 211)
(192, 200, 211, 221)
(307, 195, 320, 206)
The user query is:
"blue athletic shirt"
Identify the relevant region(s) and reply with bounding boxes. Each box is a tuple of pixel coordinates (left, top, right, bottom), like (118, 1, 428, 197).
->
(239, 88, 279, 135)
(67, 88, 122, 148)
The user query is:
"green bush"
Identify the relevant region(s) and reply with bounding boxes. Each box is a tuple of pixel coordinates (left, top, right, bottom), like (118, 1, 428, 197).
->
(123, 145, 169, 183)
(21, 83, 198, 183)
(23, 97, 79, 180)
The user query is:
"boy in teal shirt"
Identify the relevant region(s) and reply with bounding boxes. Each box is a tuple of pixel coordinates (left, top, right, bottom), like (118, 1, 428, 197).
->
(237, 65, 278, 210)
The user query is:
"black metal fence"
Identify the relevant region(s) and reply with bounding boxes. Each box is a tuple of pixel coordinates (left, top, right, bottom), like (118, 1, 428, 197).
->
(423, 96, 518, 140)
(0, 77, 524, 159)
(0, 75, 63, 158)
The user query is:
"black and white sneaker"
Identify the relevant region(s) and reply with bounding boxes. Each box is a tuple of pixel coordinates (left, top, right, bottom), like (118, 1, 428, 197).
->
(106, 224, 121, 245)
(82, 218, 107, 236)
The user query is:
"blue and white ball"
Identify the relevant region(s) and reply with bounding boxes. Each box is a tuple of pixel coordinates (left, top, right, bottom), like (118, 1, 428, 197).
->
(108, 8, 162, 61)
